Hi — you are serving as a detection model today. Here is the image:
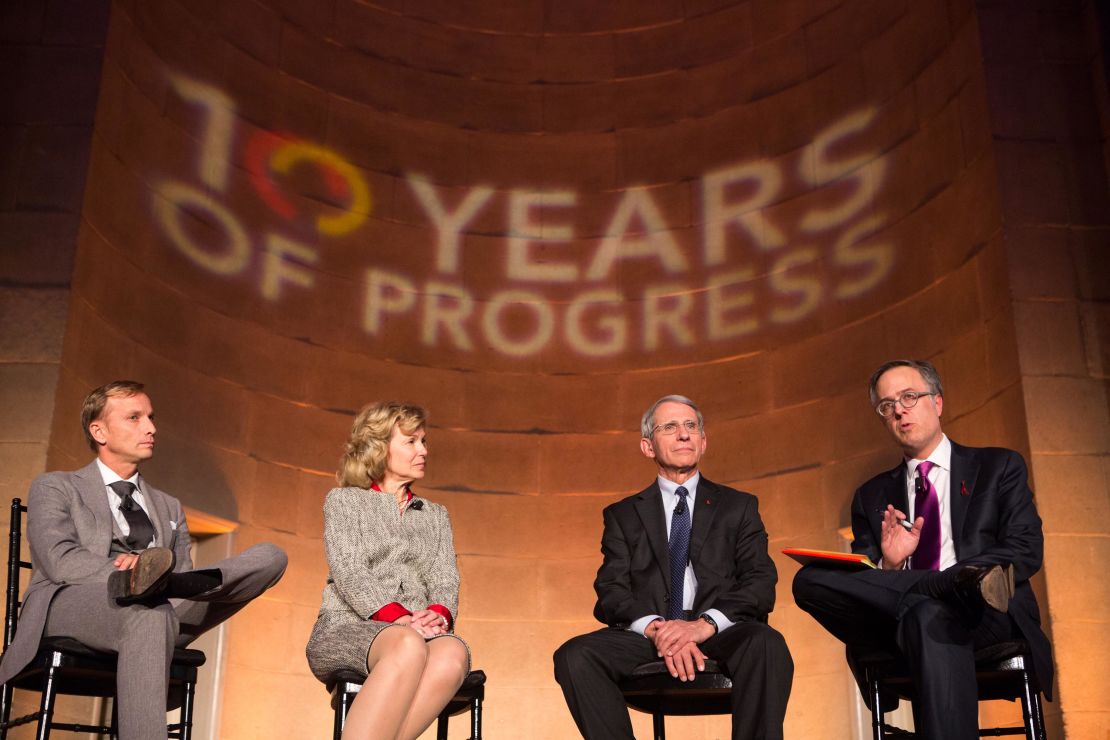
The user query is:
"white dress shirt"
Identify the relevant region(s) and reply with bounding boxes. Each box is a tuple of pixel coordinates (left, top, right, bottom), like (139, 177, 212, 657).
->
(904, 434, 957, 570)
(629, 473, 735, 636)
(96, 458, 156, 549)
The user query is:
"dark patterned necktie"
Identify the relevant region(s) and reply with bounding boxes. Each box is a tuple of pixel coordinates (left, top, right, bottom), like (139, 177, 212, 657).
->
(109, 480, 156, 551)
(911, 461, 941, 570)
(667, 486, 691, 620)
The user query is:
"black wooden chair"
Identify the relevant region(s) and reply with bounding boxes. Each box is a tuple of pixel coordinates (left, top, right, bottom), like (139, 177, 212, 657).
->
(327, 668, 486, 740)
(856, 640, 1047, 739)
(0, 498, 206, 739)
(619, 659, 732, 740)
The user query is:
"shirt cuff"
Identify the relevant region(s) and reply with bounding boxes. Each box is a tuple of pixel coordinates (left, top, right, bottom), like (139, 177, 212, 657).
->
(629, 615, 664, 636)
(427, 604, 453, 630)
(702, 608, 734, 634)
(370, 602, 412, 623)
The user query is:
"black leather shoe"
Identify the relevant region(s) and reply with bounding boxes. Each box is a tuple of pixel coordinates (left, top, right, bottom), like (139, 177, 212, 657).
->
(108, 547, 175, 603)
(955, 563, 1015, 613)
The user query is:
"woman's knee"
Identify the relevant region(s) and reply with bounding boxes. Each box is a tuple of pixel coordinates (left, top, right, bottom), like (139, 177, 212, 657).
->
(369, 625, 429, 671)
(428, 639, 469, 681)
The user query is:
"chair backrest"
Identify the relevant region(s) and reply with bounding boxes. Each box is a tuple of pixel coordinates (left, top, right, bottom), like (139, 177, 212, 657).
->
(4, 498, 30, 652)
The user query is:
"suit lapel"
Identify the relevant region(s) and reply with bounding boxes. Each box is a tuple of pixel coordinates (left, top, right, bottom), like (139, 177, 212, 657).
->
(948, 442, 978, 561)
(885, 463, 908, 512)
(689, 477, 719, 565)
(633, 482, 670, 583)
(75, 460, 116, 555)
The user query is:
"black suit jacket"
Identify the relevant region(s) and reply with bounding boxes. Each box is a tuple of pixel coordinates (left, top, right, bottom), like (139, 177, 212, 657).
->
(849, 442, 1053, 697)
(593, 476, 776, 628)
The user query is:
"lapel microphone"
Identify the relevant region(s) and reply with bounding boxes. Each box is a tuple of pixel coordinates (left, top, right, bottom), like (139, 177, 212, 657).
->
(410, 499, 424, 511)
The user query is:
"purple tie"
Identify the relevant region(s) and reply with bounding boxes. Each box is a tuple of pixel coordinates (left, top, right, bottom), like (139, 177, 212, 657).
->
(911, 461, 941, 570)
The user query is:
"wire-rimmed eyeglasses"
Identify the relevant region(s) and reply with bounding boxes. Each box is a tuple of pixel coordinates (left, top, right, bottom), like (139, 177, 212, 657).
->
(652, 420, 702, 436)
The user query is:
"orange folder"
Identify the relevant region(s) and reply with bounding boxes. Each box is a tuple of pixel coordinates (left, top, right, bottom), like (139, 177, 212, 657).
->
(782, 547, 877, 570)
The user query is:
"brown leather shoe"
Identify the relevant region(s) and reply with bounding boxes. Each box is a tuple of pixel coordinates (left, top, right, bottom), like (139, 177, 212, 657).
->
(956, 563, 1015, 613)
(108, 547, 176, 603)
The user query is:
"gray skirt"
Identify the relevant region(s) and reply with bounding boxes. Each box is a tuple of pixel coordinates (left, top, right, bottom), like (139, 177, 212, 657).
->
(306, 611, 471, 682)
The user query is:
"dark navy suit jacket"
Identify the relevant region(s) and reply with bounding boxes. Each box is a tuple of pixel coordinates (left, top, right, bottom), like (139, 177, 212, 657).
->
(849, 442, 1053, 697)
(593, 476, 777, 629)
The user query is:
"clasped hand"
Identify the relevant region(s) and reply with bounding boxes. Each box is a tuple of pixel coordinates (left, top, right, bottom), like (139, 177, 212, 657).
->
(879, 504, 924, 570)
(645, 618, 714, 681)
(397, 609, 448, 638)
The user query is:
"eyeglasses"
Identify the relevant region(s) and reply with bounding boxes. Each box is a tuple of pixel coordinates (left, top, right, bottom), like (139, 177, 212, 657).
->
(652, 420, 702, 436)
(875, 390, 937, 418)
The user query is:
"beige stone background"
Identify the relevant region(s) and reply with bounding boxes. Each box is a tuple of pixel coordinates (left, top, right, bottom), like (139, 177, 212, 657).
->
(2, 0, 1108, 738)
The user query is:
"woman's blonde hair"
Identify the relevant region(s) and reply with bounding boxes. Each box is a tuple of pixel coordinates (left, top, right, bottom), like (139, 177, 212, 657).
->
(337, 401, 426, 488)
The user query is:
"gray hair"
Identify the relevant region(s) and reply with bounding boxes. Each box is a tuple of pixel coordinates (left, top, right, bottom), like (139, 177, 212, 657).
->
(640, 395, 704, 438)
(868, 360, 944, 406)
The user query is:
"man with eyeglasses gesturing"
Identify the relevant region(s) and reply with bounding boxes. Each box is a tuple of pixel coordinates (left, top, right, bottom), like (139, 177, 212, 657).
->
(792, 360, 1053, 740)
(554, 395, 793, 740)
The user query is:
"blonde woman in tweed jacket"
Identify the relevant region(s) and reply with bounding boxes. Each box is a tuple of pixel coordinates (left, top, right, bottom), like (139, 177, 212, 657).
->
(307, 402, 470, 740)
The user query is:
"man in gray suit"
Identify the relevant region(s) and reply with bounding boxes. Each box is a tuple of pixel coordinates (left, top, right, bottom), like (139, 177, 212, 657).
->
(0, 380, 287, 739)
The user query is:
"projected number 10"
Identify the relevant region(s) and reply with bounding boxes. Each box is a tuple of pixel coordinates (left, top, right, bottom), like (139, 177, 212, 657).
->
(155, 74, 369, 301)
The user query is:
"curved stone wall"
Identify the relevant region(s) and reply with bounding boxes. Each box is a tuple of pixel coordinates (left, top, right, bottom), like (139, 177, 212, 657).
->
(50, 1, 1037, 736)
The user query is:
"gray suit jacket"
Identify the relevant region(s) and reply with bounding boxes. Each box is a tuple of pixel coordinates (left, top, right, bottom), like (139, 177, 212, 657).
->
(0, 460, 194, 685)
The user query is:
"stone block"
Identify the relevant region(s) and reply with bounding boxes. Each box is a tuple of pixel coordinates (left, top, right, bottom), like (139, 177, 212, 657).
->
(458, 555, 540, 621)
(0, 363, 60, 443)
(1013, 301, 1088, 376)
(536, 557, 600, 620)
(0, 442, 49, 501)
(0, 213, 79, 286)
(993, 140, 1070, 226)
(750, 0, 841, 42)
(1004, 226, 1074, 300)
(1072, 226, 1110, 301)
(0, 288, 68, 361)
(543, 0, 682, 35)
(1030, 454, 1110, 534)
(1043, 534, 1110, 621)
(1023, 376, 1110, 454)
(185, 0, 281, 66)
(1048, 620, 1110, 713)
(677, 3, 754, 69)
(234, 524, 325, 609)
(218, 665, 331, 739)
(535, 33, 615, 83)
(804, 0, 905, 75)
(749, 30, 807, 100)
(860, 0, 949, 102)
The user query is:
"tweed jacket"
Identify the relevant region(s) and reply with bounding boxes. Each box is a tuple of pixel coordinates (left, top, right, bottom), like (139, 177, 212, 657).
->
(0, 460, 193, 686)
(316, 486, 460, 623)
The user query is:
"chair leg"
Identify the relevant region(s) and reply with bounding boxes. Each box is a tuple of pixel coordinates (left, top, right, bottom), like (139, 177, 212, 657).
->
(178, 676, 196, 740)
(1, 681, 12, 740)
(470, 695, 482, 740)
(1017, 669, 1046, 740)
(868, 675, 885, 740)
(334, 690, 350, 740)
(653, 711, 665, 740)
(36, 661, 61, 740)
(1030, 691, 1046, 740)
(436, 709, 448, 740)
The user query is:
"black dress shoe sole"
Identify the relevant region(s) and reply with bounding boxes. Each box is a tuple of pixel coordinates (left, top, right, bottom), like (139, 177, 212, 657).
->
(979, 564, 1015, 613)
(108, 547, 175, 602)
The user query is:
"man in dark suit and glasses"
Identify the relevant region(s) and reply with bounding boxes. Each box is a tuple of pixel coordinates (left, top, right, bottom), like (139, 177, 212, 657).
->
(0, 380, 287, 740)
(554, 395, 793, 740)
(792, 360, 1053, 740)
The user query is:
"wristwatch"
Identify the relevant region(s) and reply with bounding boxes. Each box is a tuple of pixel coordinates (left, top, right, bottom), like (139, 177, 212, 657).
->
(699, 613, 718, 634)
